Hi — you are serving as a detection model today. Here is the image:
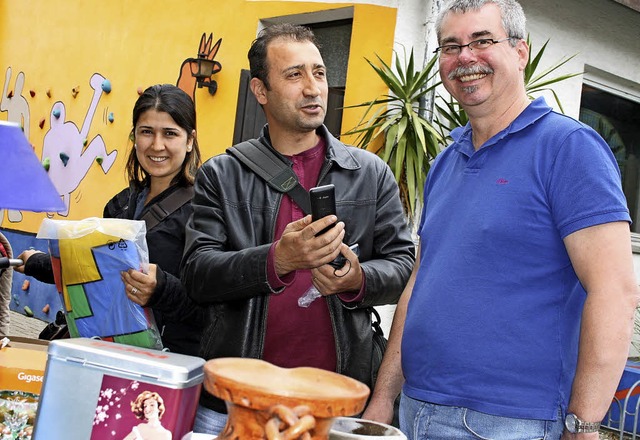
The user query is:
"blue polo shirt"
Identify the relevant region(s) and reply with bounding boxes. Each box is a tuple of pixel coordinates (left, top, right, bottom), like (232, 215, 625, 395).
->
(402, 97, 630, 420)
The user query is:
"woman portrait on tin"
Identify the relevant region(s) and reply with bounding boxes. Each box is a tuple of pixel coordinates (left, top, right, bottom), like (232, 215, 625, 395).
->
(123, 390, 172, 440)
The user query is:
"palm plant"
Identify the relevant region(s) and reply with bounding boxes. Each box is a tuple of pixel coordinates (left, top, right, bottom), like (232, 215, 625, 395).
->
(524, 36, 580, 112)
(343, 49, 444, 225)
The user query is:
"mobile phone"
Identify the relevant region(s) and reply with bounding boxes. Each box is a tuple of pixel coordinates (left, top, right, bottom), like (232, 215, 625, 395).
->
(310, 184, 336, 236)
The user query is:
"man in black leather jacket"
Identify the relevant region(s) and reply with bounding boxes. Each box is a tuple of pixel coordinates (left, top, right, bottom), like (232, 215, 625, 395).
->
(181, 23, 415, 435)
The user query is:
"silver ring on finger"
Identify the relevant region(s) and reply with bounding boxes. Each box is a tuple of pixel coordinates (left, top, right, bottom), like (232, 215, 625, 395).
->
(131, 287, 138, 295)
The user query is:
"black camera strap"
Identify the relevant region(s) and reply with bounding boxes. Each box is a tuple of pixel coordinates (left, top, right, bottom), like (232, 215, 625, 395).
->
(227, 139, 311, 214)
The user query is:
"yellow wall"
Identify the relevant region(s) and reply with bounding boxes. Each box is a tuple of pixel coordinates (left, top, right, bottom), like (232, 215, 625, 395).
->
(0, 0, 396, 233)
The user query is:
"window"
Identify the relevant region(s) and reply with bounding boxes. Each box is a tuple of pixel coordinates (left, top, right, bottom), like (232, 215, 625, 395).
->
(579, 70, 640, 234)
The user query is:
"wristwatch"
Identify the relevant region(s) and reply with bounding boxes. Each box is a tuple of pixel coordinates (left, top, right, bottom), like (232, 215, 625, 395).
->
(564, 413, 601, 433)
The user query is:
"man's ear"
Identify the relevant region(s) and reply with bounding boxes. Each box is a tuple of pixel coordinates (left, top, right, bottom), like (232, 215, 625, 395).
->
(250, 77, 268, 105)
(516, 38, 529, 71)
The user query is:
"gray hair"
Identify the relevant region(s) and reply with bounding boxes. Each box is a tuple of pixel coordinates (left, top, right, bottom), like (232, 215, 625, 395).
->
(435, 0, 526, 44)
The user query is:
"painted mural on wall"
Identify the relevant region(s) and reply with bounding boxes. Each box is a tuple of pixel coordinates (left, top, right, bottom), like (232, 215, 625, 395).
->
(1, 33, 222, 225)
(42, 73, 118, 217)
(0, 69, 118, 222)
(1, 67, 31, 223)
(0, 31, 224, 323)
(1, 67, 29, 136)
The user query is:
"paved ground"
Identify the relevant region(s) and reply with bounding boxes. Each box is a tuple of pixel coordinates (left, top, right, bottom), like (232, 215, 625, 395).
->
(6, 309, 48, 339)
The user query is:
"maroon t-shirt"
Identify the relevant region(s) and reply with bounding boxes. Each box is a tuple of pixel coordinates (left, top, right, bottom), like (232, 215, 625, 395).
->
(262, 137, 337, 371)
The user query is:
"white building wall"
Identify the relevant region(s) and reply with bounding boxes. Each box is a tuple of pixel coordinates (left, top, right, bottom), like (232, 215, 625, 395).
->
(519, 0, 640, 117)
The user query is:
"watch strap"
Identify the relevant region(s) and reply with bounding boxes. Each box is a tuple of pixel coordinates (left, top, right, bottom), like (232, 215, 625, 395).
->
(575, 420, 600, 433)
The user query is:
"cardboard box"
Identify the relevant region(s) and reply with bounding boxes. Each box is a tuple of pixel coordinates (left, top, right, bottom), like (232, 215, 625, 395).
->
(0, 336, 48, 395)
(603, 359, 640, 434)
(33, 338, 205, 440)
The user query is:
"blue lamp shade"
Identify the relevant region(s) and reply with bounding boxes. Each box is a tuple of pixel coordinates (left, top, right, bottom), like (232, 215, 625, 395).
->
(0, 120, 65, 212)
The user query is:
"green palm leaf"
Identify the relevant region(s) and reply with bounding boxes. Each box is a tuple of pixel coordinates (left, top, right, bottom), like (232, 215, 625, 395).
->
(344, 48, 443, 225)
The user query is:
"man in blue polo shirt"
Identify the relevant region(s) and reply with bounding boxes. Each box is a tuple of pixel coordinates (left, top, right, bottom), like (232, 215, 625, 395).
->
(363, 0, 639, 439)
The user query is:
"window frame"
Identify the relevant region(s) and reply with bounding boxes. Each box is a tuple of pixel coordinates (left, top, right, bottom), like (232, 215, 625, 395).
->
(581, 66, 640, 250)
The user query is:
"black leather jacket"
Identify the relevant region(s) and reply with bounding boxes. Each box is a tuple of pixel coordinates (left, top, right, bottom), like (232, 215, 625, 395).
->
(181, 126, 415, 411)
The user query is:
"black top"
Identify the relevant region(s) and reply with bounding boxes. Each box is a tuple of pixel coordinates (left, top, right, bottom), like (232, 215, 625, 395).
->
(26, 183, 205, 356)
(104, 183, 206, 356)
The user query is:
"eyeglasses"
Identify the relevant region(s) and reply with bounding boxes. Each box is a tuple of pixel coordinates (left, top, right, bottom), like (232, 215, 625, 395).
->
(434, 37, 515, 57)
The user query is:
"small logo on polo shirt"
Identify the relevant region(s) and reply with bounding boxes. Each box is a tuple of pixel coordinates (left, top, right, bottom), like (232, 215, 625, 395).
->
(496, 178, 509, 185)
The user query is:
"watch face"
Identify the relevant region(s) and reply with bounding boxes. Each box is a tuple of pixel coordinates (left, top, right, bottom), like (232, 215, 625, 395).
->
(564, 413, 577, 433)
(564, 413, 600, 433)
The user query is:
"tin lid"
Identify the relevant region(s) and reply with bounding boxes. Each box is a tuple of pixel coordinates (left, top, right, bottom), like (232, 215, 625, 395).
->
(47, 338, 205, 388)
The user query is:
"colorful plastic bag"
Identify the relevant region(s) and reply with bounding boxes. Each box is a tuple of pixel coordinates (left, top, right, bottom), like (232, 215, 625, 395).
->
(36, 217, 163, 350)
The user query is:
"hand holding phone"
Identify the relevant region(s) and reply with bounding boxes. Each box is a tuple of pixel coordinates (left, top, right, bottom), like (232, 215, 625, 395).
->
(310, 184, 336, 236)
(310, 184, 358, 269)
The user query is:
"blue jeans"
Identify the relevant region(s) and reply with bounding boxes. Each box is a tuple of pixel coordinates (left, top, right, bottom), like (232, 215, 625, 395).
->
(399, 392, 564, 440)
(192, 404, 228, 436)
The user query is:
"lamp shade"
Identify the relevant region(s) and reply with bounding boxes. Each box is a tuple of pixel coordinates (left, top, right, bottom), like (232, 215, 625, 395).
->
(0, 120, 65, 212)
(196, 57, 217, 78)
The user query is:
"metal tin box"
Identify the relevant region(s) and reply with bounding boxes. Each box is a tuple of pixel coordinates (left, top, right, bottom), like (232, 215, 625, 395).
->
(33, 338, 205, 440)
